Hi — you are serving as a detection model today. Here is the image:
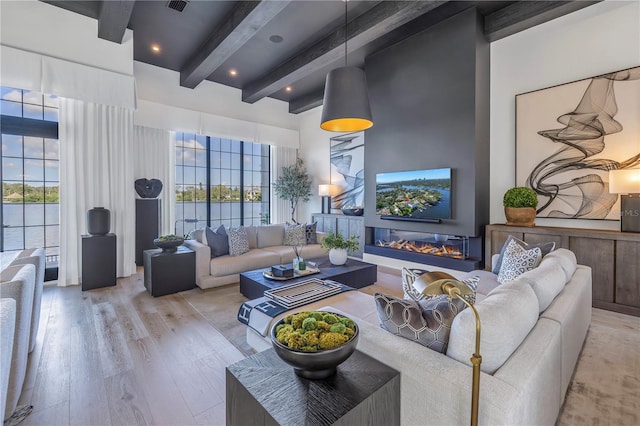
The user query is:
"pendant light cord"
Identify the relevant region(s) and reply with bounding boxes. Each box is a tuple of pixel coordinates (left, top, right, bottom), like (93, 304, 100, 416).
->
(344, 0, 347, 67)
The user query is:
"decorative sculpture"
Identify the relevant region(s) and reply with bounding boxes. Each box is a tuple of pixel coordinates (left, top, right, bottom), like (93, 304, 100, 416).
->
(135, 178, 163, 198)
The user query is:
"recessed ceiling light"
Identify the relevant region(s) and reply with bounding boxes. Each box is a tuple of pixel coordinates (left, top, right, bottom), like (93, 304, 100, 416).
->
(285, 86, 292, 92)
(269, 35, 283, 43)
(151, 44, 161, 53)
(229, 69, 238, 76)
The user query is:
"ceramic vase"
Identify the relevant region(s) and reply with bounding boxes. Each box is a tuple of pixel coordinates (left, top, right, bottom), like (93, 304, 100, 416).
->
(329, 248, 348, 265)
(87, 207, 110, 235)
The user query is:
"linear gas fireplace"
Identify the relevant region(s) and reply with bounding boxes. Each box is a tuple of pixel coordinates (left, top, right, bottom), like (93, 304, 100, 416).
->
(365, 227, 483, 272)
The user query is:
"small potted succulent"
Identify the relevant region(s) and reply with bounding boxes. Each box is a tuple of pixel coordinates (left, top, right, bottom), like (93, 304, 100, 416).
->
(320, 231, 360, 265)
(503, 187, 538, 227)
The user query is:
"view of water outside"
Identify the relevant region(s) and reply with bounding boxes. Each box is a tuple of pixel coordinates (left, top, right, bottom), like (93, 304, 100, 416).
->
(1, 86, 60, 258)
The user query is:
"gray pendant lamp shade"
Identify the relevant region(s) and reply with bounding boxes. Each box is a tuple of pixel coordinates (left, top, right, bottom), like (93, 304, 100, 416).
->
(320, 66, 374, 132)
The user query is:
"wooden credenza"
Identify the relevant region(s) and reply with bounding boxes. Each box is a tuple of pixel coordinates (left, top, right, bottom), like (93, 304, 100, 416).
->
(485, 224, 640, 317)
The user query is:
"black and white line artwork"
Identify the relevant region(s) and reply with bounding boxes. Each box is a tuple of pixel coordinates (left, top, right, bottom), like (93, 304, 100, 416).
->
(516, 66, 640, 220)
(330, 132, 364, 209)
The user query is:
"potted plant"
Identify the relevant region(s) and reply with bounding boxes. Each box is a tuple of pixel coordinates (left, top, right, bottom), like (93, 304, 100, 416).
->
(503, 187, 538, 227)
(321, 231, 360, 265)
(273, 157, 312, 224)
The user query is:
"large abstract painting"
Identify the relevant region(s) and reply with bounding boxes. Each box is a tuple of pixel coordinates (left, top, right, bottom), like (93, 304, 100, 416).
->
(516, 66, 640, 220)
(330, 132, 364, 209)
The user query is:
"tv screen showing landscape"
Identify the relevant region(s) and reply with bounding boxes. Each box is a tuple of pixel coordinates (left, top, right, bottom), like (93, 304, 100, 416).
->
(376, 168, 451, 220)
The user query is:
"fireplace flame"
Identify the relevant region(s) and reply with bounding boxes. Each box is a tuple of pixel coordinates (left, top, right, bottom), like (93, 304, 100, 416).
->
(376, 239, 464, 259)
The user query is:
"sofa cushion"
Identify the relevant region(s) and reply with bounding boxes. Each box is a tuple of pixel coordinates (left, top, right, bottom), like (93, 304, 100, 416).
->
(493, 235, 555, 274)
(542, 248, 577, 282)
(228, 226, 250, 256)
(517, 260, 567, 313)
(209, 249, 280, 276)
(497, 239, 542, 284)
(284, 223, 306, 246)
(447, 280, 539, 374)
(374, 293, 466, 353)
(190, 228, 204, 243)
(205, 225, 230, 258)
(257, 224, 285, 248)
(305, 222, 318, 244)
(245, 226, 258, 249)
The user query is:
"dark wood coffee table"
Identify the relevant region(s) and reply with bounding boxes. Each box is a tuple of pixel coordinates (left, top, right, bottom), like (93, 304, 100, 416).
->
(239, 257, 377, 299)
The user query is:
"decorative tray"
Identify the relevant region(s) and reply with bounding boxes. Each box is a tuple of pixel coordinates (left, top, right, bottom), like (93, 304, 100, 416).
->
(264, 278, 342, 308)
(262, 265, 320, 281)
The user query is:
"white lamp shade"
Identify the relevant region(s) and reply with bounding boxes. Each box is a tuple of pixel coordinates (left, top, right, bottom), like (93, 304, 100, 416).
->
(609, 169, 640, 194)
(318, 184, 339, 196)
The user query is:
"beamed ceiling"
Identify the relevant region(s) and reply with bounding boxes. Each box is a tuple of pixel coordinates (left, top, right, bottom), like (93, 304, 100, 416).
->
(42, 0, 600, 114)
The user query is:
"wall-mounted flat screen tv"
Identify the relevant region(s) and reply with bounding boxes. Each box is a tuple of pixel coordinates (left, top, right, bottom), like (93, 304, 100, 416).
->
(376, 168, 452, 222)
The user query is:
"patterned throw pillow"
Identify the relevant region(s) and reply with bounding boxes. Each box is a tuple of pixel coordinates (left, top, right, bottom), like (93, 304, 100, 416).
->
(305, 222, 318, 244)
(284, 224, 307, 246)
(402, 268, 479, 304)
(205, 225, 229, 258)
(227, 226, 250, 256)
(497, 239, 542, 284)
(493, 235, 555, 274)
(374, 293, 467, 353)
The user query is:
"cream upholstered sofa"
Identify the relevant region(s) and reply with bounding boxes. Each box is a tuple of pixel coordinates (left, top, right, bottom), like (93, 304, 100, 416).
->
(184, 224, 328, 290)
(246, 248, 592, 425)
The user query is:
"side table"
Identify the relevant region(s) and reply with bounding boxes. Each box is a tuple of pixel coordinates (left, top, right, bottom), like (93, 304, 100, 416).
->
(226, 349, 400, 426)
(81, 233, 116, 291)
(143, 246, 196, 297)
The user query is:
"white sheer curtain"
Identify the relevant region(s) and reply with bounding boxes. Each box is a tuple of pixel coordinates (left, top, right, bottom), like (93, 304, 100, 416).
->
(132, 126, 175, 235)
(270, 146, 298, 224)
(58, 98, 136, 286)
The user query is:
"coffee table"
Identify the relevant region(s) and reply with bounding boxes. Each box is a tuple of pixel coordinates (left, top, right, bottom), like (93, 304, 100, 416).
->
(239, 257, 377, 299)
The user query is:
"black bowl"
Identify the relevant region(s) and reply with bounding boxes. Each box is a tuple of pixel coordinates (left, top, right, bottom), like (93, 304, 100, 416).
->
(153, 237, 184, 252)
(270, 316, 359, 379)
(341, 208, 364, 216)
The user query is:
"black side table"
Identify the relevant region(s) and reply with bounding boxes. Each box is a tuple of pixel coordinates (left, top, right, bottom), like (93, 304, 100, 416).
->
(226, 349, 400, 426)
(143, 246, 196, 297)
(82, 233, 116, 291)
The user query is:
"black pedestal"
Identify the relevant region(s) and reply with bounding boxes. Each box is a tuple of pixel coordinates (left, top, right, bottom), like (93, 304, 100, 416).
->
(143, 246, 195, 297)
(81, 234, 116, 291)
(136, 199, 161, 266)
(620, 195, 640, 232)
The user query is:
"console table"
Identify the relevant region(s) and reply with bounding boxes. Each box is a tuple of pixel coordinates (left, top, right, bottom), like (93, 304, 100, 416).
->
(226, 348, 400, 426)
(143, 246, 195, 297)
(485, 224, 640, 317)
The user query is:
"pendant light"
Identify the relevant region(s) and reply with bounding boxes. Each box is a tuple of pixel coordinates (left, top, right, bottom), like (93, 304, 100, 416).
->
(320, 1, 373, 132)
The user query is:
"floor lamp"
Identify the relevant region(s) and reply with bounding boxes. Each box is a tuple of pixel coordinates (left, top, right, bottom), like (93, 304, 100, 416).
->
(413, 272, 482, 426)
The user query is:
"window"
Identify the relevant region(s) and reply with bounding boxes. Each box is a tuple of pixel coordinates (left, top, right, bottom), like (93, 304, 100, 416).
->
(175, 132, 270, 236)
(1, 86, 60, 261)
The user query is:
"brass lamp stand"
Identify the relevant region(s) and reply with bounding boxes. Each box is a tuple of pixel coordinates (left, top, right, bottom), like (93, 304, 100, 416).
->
(413, 272, 482, 426)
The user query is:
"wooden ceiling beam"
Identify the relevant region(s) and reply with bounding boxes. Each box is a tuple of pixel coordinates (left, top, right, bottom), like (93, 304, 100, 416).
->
(241, 0, 447, 104)
(484, 0, 602, 42)
(288, 90, 324, 115)
(97, 0, 135, 44)
(180, 1, 290, 89)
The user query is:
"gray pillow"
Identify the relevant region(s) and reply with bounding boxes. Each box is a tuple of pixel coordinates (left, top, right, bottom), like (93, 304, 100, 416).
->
(492, 235, 555, 274)
(228, 226, 250, 256)
(305, 222, 318, 244)
(205, 225, 229, 258)
(374, 292, 466, 354)
(497, 239, 542, 284)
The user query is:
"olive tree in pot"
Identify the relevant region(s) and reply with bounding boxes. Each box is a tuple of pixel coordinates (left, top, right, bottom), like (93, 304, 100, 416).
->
(273, 157, 312, 224)
(321, 231, 360, 265)
(503, 187, 538, 227)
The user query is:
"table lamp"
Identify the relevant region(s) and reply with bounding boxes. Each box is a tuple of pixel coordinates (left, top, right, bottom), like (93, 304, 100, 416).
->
(413, 271, 482, 426)
(318, 184, 337, 214)
(609, 169, 640, 233)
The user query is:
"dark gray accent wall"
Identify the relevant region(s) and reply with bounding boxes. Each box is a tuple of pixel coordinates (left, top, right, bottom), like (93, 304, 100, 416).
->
(364, 7, 490, 237)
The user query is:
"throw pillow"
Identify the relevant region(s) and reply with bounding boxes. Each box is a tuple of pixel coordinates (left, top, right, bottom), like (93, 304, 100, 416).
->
(305, 222, 318, 244)
(205, 225, 229, 258)
(284, 223, 307, 246)
(374, 292, 466, 353)
(493, 235, 555, 274)
(228, 226, 250, 256)
(402, 268, 480, 304)
(497, 239, 542, 284)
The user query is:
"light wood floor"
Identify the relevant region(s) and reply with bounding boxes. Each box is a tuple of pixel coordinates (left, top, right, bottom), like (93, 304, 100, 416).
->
(16, 267, 639, 425)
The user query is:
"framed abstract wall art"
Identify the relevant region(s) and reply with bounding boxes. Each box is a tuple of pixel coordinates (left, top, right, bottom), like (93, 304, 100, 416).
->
(516, 66, 640, 220)
(330, 132, 364, 210)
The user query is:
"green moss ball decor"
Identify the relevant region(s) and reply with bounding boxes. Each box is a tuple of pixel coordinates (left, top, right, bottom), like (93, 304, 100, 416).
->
(503, 187, 538, 208)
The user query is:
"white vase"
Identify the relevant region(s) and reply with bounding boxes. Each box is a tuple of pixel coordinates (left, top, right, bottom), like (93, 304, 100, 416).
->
(329, 248, 348, 265)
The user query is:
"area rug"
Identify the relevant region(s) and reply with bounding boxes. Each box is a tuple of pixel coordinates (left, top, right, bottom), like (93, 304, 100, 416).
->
(4, 405, 33, 426)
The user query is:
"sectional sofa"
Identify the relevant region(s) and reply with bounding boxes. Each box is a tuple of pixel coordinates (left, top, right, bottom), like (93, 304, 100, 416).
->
(184, 224, 327, 289)
(246, 248, 592, 425)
